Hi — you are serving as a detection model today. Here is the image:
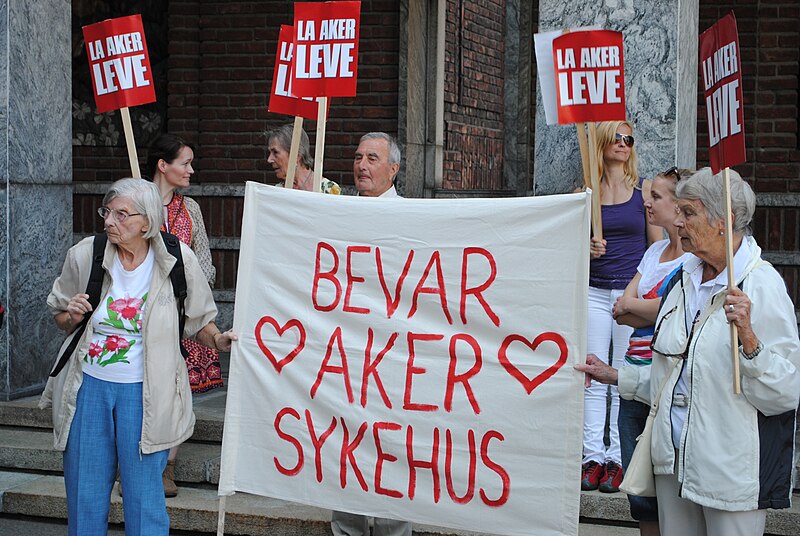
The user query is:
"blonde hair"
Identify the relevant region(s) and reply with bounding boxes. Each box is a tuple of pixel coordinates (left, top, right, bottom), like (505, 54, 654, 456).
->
(589, 120, 639, 190)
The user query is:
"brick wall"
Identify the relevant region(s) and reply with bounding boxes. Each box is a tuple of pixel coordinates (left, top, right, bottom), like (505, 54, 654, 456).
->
(72, 1, 400, 291)
(442, 0, 506, 191)
(72, 1, 799, 297)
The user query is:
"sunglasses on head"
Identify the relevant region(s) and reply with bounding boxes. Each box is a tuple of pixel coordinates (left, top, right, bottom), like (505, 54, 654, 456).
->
(614, 133, 634, 147)
(662, 166, 681, 180)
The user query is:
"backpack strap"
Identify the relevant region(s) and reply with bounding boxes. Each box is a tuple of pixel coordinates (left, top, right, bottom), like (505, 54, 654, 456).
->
(50, 234, 108, 377)
(161, 231, 189, 358)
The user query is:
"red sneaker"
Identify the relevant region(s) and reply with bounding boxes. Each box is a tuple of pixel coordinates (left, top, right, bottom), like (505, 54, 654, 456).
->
(581, 461, 605, 491)
(599, 461, 623, 493)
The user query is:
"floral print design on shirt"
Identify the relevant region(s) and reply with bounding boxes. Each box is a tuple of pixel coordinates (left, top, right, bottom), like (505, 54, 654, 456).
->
(86, 293, 147, 367)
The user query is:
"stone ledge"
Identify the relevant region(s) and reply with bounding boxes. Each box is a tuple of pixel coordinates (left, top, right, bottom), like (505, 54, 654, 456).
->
(1, 473, 797, 536)
(0, 430, 221, 484)
(0, 395, 225, 443)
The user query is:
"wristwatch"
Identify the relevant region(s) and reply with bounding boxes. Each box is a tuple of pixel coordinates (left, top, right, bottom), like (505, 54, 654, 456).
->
(739, 341, 763, 360)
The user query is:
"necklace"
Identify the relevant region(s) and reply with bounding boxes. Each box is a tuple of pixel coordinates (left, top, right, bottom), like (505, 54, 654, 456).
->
(296, 169, 313, 191)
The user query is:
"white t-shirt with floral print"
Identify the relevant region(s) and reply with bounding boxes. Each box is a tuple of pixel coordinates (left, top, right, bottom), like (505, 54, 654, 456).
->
(84, 247, 154, 383)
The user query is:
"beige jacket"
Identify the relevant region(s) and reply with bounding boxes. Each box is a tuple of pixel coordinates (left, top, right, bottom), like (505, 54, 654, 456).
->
(39, 234, 217, 453)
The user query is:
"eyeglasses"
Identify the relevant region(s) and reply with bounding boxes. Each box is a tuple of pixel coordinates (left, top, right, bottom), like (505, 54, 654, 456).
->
(614, 133, 635, 147)
(650, 306, 689, 358)
(662, 166, 680, 180)
(649, 281, 700, 359)
(97, 207, 143, 223)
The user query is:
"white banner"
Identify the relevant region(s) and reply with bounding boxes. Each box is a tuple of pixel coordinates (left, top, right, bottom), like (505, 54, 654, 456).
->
(219, 183, 590, 536)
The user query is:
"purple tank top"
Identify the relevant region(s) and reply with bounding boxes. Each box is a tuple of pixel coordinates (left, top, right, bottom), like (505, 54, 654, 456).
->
(589, 181, 647, 289)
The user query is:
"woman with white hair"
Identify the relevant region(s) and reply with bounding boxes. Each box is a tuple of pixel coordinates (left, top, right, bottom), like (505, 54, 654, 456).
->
(41, 178, 237, 535)
(577, 167, 800, 536)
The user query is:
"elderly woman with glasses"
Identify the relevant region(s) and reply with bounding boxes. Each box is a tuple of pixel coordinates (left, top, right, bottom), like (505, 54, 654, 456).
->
(40, 178, 236, 535)
(577, 168, 800, 536)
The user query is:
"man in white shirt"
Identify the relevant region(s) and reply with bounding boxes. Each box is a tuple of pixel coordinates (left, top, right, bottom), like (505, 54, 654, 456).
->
(331, 132, 410, 536)
(353, 132, 401, 198)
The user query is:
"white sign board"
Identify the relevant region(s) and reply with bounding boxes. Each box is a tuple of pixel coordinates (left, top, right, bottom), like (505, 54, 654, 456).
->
(534, 26, 600, 125)
(219, 183, 590, 536)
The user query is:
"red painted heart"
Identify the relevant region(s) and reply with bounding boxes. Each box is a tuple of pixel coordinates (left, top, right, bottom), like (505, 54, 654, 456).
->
(497, 332, 568, 394)
(254, 316, 306, 373)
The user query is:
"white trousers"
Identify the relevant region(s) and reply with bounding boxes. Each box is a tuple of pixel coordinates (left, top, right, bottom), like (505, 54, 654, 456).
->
(584, 286, 632, 465)
(656, 472, 766, 536)
(331, 511, 412, 536)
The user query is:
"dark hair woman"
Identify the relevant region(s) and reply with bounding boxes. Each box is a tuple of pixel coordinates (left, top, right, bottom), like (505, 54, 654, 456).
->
(146, 133, 221, 496)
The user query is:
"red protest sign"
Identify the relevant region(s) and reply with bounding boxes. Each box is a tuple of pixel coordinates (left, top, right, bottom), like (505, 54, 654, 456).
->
(552, 30, 626, 125)
(269, 25, 327, 120)
(291, 1, 361, 98)
(82, 15, 156, 114)
(699, 12, 745, 173)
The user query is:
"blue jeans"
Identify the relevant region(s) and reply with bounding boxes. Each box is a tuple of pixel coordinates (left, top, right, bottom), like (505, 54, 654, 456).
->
(618, 396, 659, 522)
(63, 374, 169, 535)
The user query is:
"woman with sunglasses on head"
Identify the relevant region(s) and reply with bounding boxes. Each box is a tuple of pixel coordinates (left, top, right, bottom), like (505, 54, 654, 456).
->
(40, 178, 236, 535)
(581, 120, 663, 494)
(578, 168, 800, 536)
(146, 133, 222, 497)
(610, 167, 693, 536)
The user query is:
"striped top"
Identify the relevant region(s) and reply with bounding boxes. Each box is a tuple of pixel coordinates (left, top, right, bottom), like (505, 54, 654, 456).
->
(624, 240, 690, 366)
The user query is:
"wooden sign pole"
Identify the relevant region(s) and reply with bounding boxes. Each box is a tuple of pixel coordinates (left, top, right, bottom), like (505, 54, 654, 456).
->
(216, 495, 226, 535)
(722, 167, 741, 394)
(313, 97, 328, 193)
(586, 122, 603, 240)
(119, 107, 141, 178)
(285, 116, 304, 189)
(576, 122, 591, 189)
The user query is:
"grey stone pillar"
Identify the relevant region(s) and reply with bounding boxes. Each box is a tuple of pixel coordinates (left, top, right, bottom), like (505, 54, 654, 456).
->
(534, 1, 699, 194)
(0, 1, 72, 400)
(504, 0, 533, 195)
(399, 0, 445, 198)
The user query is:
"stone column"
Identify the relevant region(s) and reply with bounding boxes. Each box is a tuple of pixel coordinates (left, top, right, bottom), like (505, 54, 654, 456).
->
(0, 1, 73, 400)
(504, 0, 533, 195)
(534, 1, 699, 194)
(399, 0, 445, 198)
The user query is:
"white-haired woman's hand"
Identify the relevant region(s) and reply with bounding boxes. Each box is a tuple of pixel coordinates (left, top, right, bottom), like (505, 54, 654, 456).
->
(56, 293, 93, 333)
(725, 288, 758, 352)
(213, 330, 238, 352)
(198, 323, 238, 352)
(574, 353, 619, 388)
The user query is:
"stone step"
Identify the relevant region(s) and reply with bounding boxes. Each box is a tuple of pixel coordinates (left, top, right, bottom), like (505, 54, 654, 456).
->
(0, 472, 797, 536)
(0, 516, 645, 536)
(3, 394, 797, 535)
(0, 472, 330, 535)
(0, 516, 643, 536)
(0, 471, 633, 536)
(0, 517, 127, 536)
(0, 427, 221, 484)
(0, 390, 226, 443)
(0, 397, 52, 430)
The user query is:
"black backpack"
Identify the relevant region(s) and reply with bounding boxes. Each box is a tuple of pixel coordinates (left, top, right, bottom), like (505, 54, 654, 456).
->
(49, 231, 188, 377)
